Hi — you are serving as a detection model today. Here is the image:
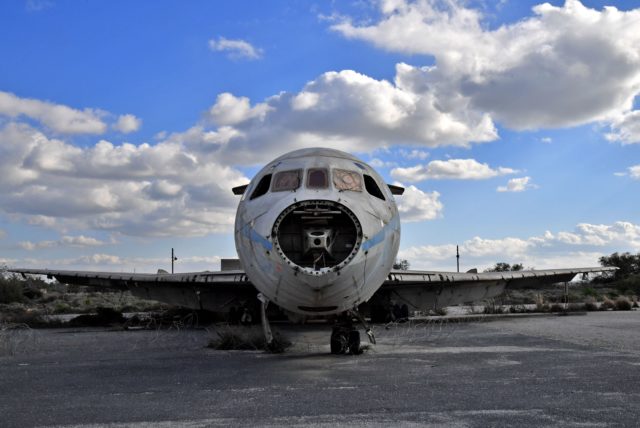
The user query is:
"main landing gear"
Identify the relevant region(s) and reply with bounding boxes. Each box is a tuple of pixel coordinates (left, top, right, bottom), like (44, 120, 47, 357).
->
(330, 311, 376, 355)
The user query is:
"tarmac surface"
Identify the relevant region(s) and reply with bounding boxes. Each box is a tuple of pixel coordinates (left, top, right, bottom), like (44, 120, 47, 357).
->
(1, 311, 640, 427)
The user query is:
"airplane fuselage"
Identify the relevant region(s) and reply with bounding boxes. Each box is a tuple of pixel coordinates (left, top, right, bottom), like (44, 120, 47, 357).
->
(234, 148, 400, 316)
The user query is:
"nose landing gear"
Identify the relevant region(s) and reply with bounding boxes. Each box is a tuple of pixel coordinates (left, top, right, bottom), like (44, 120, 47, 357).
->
(330, 311, 376, 355)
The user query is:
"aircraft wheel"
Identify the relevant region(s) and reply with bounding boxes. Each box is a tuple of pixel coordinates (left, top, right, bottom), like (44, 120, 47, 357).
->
(348, 330, 361, 355)
(330, 328, 348, 354)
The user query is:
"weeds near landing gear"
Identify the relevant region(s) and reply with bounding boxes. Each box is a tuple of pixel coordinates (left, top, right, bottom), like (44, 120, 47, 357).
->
(207, 325, 291, 353)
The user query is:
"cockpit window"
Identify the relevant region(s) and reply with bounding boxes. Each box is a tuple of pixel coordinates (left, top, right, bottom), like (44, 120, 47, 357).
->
(272, 169, 301, 192)
(307, 168, 328, 189)
(333, 169, 362, 192)
(250, 174, 272, 200)
(364, 174, 386, 200)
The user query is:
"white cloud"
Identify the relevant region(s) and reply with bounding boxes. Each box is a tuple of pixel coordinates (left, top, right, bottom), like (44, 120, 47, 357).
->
(206, 69, 497, 164)
(0, 122, 248, 237)
(613, 165, 640, 179)
(497, 176, 537, 192)
(606, 110, 640, 144)
(399, 220, 640, 271)
(400, 149, 429, 160)
(206, 93, 270, 126)
(208, 37, 263, 60)
(332, 1, 640, 132)
(7, 253, 226, 273)
(18, 235, 111, 251)
(0, 91, 107, 134)
(368, 158, 397, 168)
(391, 158, 516, 182)
(113, 114, 142, 133)
(395, 184, 443, 222)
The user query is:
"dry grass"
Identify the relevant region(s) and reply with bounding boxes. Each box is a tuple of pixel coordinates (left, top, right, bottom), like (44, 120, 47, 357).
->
(207, 325, 291, 353)
(0, 323, 38, 356)
(615, 297, 632, 311)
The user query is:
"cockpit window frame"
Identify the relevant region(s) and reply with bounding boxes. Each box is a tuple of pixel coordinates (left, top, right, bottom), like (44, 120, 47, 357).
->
(306, 168, 329, 189)
(271, 169, 302, 192)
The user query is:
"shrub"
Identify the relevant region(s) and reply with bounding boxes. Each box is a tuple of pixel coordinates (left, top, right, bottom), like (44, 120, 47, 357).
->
(208, 325, 291, 353)
(584, 297, 598, 311)
(53, 302, 71, 314)
(615, 297, 632, 311)
(550, 303, 564, 312)
(601, 296, 615, 310)
(434, 307, 447, 316)
(0, 277, 24, 304)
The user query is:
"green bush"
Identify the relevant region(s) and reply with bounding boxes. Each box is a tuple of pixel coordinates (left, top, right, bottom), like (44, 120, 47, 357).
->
(0, 277, 24, 304)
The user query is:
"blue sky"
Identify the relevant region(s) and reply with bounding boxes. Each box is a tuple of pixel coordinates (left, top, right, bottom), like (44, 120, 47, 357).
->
(1, 0, 639, 272)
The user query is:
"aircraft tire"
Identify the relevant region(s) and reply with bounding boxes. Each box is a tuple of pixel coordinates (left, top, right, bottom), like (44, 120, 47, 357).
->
(348, 330, 361, 355)
(330, 329, 348, 354)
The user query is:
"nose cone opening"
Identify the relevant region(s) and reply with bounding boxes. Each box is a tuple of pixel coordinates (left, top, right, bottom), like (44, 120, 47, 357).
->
(272, 200, 362, 275)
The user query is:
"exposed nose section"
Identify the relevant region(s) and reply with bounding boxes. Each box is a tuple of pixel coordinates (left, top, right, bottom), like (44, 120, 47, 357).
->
(272, 200, 362, 275)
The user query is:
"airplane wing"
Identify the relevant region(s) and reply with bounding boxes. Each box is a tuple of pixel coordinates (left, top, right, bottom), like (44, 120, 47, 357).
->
(372, 267, 617, 314)
(9, 268, 256, 313)
(9, 266, 616, 317)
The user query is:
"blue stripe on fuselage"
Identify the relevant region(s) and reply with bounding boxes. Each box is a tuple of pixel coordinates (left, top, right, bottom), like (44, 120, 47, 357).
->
(362, 214, 399, 252)
(241, 223, 273, 251)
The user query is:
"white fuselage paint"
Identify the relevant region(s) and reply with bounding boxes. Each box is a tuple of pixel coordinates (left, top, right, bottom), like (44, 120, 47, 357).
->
(234, 148, 400, 316)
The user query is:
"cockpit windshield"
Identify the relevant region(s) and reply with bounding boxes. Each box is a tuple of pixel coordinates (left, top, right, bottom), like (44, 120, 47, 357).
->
(307, 168, 328, 189)
(333, 169, 362, 192)
(272, 169, 301, 192)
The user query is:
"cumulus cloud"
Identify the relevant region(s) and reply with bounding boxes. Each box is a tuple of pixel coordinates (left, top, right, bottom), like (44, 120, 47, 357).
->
(206, 93, 270, 126)
(208, 37, 263, 60)
(0, 91, 107, 134)
(399, 149, 429, 160)
(332, 0, 640, 132)
(207, 69, 497, 164)
(399, 220, 640, 270)
(391, 159, 516, 182)
(606, 110, 640, 144)
(395, 184, 443, 222)
(18, 235, 110, 251)
(0, 122, 248, 237)
(7, 253, 225, 273)
(497, 176, 536, 192)
(113, 114, 142, 133)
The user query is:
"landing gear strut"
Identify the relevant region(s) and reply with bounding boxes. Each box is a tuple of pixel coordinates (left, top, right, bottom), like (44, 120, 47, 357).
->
(257, 293, 273, 347)
(330, 311, 376, 355)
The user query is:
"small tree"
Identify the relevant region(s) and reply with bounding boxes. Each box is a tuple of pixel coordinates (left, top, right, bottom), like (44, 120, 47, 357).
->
(599, 252, 640, 280)
(393, 259, 410, 270)
(485, 262, 524, 272)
